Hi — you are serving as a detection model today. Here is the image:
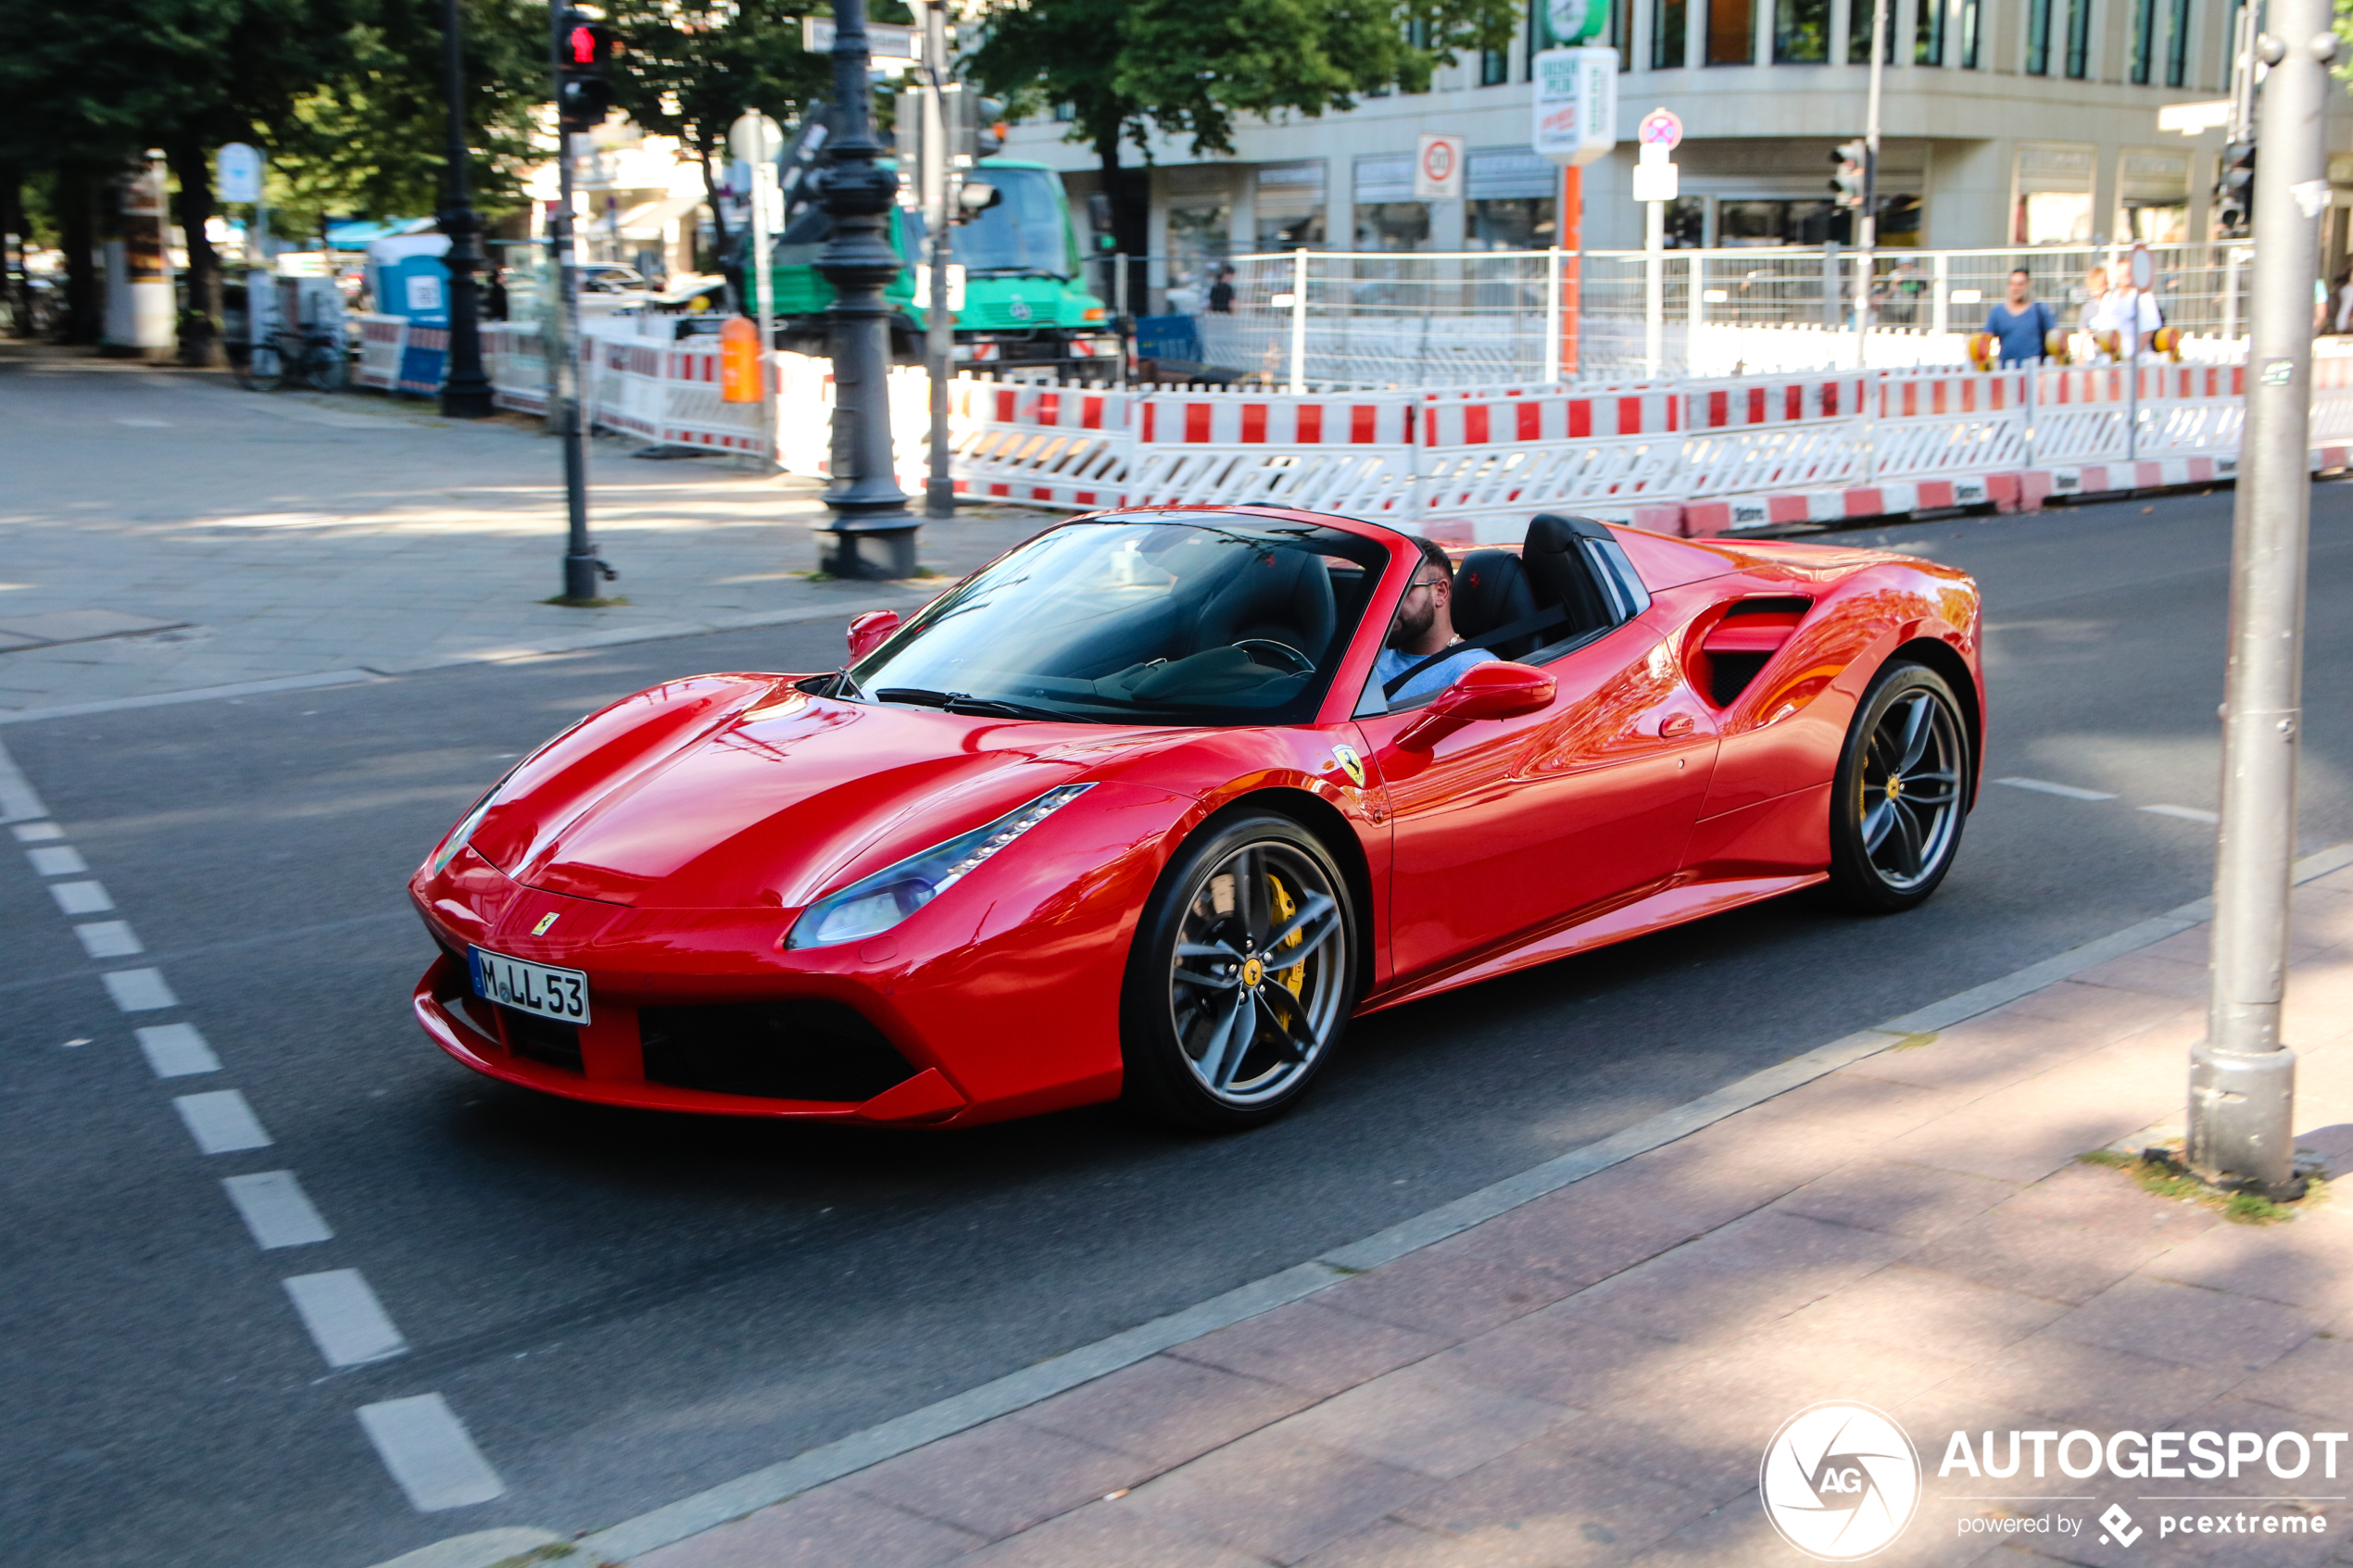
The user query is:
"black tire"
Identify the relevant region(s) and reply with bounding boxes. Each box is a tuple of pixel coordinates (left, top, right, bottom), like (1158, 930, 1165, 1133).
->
(238, 343, 283, 393)
(1121, 812, 1358, 1132)
(1827, 660, 1970, 913)
(308, 342, 346, 392)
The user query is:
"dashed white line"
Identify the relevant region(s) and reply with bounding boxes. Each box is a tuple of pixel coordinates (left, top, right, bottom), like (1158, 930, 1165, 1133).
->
(356, 1395, 505, 1511)
(284, 1270, 408, 1367)
(27, 845, 88, 876)
(49, 880, 114, 914)
(173, 1090, 272, 1154)
(135, 1022, 220, 1076)
(222, 1170, 333, 1248)
(1996, 776, 2119, 801)
(12, 821, 63, 842)
(0, 740, 44, 822)
(2143, 804, 2221, 824)
(103, 969, 179, 1011)
(75, 920, 144, 959)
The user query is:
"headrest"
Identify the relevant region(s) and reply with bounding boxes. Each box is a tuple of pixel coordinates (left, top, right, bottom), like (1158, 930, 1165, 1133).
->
(1523, 514, 1616, 638)
(1451, 549, 1540, 659)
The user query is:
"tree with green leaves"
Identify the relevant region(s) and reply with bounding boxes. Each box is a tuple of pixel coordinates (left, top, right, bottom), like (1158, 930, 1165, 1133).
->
(968, 0, 1518, 270)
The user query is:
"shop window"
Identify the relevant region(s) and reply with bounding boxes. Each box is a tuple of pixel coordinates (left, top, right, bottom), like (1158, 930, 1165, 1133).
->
(1467, 196, 1557, 249)
(1707, 0, 1753, 61)
(2014, 191, 2092, 244)
(1777, 0, 1830, 59)
(1355, 202, 1432, 252)
(1916, 0, 1944, 62)
(1655, 0, 1689, 64)
(1165, 195, 1231, 304)
(2125, 200, 2189, 243)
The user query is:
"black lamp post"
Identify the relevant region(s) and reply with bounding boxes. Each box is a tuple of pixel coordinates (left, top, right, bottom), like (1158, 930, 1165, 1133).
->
(438, 0, 495, 418)
(815, 0, 919, 579)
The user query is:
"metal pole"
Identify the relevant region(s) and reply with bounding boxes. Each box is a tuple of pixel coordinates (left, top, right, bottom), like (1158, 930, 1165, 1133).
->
(1112, 251, 1128, 388)
(923, 0, 954, 519)
(817, 0, 918, 579)
(1288, 247, 1308, 394)
(2191, 0, 2335, 1198)
(439, 0, 494, 417)
(549, 3, 601, 602)
(749, 149, 779, 469)
(1542, 244, 1562, 384)
(1643, 199, 1664, 377)
(1686, 250, 1704, 370)
(1858, 0, 1885, 367)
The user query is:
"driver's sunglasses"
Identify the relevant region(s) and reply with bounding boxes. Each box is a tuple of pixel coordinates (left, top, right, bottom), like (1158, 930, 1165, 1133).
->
(1408, 574, 1449, 595)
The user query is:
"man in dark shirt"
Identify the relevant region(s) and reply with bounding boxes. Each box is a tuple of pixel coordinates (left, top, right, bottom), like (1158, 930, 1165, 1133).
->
(1982, 269, 2056, 366)
(1206, 267, 1236, 314)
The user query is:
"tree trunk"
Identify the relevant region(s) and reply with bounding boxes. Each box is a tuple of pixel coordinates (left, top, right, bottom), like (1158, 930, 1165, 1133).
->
(1088, 110, 1150, 320)
(170, 139, 224, 367)
(0, 166, 22, 336)
(697, 138, 731, 273)
(60, 167, 102, 345)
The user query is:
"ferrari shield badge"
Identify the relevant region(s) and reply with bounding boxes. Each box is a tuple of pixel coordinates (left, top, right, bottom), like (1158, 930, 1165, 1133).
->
(1333, 745, 1367, 788)
(533, 912, 560, 936)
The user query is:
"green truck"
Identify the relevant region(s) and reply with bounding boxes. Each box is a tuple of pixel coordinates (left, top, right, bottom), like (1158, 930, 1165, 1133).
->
(749, 157, 1122, 378)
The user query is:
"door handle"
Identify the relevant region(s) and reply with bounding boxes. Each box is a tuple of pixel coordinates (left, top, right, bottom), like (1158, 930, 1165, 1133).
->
(1658, 712, 1696, 739)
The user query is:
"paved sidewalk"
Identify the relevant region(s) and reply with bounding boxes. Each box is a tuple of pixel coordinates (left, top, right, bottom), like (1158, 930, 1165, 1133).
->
(0, 352, 1047, 717)
(610, 872, 2353, 1568)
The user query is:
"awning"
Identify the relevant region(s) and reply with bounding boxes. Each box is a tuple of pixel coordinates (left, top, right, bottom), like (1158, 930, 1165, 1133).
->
(325, 217, 438, 249)
(609, 195, 706, 241)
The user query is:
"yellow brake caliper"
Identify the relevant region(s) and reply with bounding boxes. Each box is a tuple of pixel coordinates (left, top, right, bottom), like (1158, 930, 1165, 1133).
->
(1268, 874, 1307, 999)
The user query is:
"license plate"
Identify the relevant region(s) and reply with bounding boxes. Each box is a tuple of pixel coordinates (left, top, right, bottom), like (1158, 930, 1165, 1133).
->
(469, 947, 591, 1025)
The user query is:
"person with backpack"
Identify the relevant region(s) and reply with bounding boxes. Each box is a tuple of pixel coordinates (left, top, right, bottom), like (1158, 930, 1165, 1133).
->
(1982, 269, 2057, 365)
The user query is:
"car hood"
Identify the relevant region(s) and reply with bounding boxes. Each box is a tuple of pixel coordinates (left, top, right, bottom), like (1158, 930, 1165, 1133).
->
(481, 683, 1191, 909)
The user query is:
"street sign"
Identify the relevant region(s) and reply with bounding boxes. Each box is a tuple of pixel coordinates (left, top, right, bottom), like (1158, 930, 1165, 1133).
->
(1531, 47, 1618, 168)
(217, 143, 263, 204)
(730, 111, 784, 165)
(1632, 157, 1679, 204)
(1637, 107, 1683, 150)
(801, 18, 920, 62)
(2129, 244, 2155, 290)
(1415, 134, 1466, 200)
(1536, 0, 1609, 49)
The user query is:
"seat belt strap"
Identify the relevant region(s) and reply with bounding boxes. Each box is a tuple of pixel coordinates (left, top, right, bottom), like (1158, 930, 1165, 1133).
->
(1381, 604, 1572, 698)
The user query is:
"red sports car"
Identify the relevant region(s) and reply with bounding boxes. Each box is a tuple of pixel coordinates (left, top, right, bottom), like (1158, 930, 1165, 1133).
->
(410, 508, 1982, 1131)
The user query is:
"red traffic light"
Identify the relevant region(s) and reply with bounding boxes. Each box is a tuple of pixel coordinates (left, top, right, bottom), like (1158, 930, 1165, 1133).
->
(569, 23, 597, 63)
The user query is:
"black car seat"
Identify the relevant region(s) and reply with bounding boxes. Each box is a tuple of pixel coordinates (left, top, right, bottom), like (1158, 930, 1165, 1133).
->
(1195, 547, 1337, 662)
(1450, 549, 1541, 660)
(1522, 513, 1620, 640)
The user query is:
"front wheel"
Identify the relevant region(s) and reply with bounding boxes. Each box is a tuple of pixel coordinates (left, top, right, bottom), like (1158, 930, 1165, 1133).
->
(1121, 812, 1357, 1132)
(1827, 660, 1970, 912)
(238, 343, 283, 392)
(307, 342, 346, 392)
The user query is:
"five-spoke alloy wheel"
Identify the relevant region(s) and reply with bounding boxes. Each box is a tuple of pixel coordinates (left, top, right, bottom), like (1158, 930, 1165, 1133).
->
(1123, 813, 1356, 1131)
(1828, 660, 1970, 912)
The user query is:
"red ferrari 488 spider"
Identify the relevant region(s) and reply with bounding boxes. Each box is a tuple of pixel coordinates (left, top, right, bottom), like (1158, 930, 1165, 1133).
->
(411, 508, 1982, 1131)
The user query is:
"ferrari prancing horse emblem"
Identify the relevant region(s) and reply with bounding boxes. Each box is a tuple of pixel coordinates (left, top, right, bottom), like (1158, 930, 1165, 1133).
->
(533, 912, 560, 935)
(1333, 745, 1366, 788)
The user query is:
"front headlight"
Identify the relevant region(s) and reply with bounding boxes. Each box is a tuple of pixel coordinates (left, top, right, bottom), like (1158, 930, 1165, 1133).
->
(785, 784, 1093, 950)
(428, 787, 504, 875)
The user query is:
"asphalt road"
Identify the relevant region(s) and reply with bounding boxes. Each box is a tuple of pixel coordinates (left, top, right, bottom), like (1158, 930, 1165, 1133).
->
(6, 483, 2351, 1568)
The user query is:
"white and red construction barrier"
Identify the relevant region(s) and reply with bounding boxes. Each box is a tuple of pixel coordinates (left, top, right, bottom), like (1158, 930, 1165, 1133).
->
(366, 313, 2353, 539)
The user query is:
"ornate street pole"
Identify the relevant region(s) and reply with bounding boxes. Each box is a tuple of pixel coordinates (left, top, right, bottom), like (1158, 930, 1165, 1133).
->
(816, 0, 920, 579)
(438, 0, 495, 418)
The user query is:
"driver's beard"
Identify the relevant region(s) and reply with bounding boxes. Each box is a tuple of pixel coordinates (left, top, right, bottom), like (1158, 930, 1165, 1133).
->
(1389, 596, 1435, 649)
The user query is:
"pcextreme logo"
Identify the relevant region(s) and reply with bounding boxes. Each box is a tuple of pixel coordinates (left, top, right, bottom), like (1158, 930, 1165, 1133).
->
(1759, 1401, 1923, 1561)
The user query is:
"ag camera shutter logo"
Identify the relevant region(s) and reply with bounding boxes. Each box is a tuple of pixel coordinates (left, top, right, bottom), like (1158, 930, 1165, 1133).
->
(1760, 1401, 1922, 1560)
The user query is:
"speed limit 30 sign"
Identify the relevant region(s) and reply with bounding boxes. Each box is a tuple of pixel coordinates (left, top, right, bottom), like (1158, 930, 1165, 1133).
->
(1415, 133, 1466, 200)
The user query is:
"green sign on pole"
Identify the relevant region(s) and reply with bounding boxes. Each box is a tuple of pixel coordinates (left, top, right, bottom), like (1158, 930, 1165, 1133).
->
(1536, 0, 1610, 50)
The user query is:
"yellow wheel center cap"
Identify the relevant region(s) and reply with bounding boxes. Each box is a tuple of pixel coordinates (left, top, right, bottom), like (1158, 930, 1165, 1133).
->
(1239, 957, 1264, 988)
(1886, 776, 1904, 799)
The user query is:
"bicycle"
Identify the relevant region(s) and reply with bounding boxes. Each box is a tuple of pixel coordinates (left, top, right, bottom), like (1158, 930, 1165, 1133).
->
(236, 322, 346, 393)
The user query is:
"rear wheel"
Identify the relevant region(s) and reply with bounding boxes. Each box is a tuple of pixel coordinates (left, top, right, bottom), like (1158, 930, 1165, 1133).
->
(1122, 813, 1356, 1132)
(238, 342, 283, 392)
(307, 340, 346, 392)
(1827, 660, 1969, 912)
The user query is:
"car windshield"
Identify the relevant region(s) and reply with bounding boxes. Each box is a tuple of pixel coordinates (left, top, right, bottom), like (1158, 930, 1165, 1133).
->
(847, 517, 1390, 725)
(902, 168, 1073, 278)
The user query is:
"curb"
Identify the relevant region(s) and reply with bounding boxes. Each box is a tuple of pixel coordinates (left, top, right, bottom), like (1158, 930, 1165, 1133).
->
(510, 838, 2352, 1566)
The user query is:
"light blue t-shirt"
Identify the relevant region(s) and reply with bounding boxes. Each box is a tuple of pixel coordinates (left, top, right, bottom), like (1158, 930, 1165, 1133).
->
(1373, 645, 1498, 707)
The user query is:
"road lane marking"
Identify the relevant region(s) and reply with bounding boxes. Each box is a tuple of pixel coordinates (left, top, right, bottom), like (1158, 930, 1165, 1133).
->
(222, 1170, 333, 1248)
(75, 920, 144, 959)
(12, 822, 63, 842)
(136, 1022, 220, 1076)
(576, 839, 2353, 1566)
(174, 1090, 272, 1154)
(103, 969, 178, 1010)
(0, 738, 44, 821)
(27, 845, 87, 875)
(1995, 776, 2118, 801)
(2143, 803, 2221, 823)
(356, 1395, 505, 1511)
(49, 880, 113, 914)
(283, 1270, 408, 1367)
(0, 670, 384, 726)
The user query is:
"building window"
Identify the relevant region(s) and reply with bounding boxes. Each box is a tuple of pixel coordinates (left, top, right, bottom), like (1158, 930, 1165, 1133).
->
(1707, 0, 1752, 60)
(2064, 0, 2091, 76)
(1778, 0, 1830, 59)
(1916, 0, 1944, 61)
(2129, 0, 2155, 81)
(1406, 16, 1431, 46)
(1481, 45, 1510, 82)
(1615, 0, 1635, 63)
(1847, 0, 1892, 61)
(1655, 0, 1689, 64)
(1958, 0, 1981, 63)
(2164, 0, 2191, 83)
(2026, 0, 2052, 71)
(1256, 162, 1327, 250)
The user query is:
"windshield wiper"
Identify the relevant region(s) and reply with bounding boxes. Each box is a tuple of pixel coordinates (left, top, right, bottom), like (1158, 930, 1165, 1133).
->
(963, 267, 1072, 281)
(876, 688, 1066, 721)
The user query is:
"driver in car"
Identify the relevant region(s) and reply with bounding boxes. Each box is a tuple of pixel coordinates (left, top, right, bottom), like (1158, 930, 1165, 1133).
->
(1372, 536, 1498, 705)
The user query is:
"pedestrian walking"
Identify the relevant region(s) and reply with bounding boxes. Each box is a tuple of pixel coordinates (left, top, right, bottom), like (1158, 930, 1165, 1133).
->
(1982, 268, 2056, 365)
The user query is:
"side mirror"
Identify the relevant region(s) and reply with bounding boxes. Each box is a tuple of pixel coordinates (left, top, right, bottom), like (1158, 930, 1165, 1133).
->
(847, 609, 900, 664)
(957, 180, 1001, 215)
(1397, 661, 1555, 749)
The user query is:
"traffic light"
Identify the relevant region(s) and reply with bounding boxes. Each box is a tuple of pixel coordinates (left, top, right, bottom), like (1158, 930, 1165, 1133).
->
(2215, 139, 2256, 238)
(942, 84, 1008, 164)
(1830, 140, 1867, 209)
(557, 11, 623, 132)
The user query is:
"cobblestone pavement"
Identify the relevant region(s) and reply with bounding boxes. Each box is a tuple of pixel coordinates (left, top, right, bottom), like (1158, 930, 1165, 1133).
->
(0, 349, 1048, 717)
(617, 869, 2353, 1568)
